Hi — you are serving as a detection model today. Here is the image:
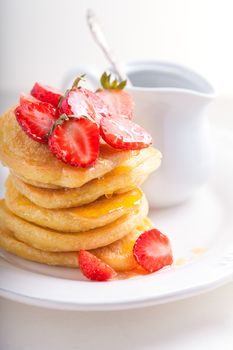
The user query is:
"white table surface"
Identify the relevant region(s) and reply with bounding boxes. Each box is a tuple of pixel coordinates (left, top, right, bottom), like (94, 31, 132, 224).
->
(0, 282, 233, 350)
(0, 97, 233, 349)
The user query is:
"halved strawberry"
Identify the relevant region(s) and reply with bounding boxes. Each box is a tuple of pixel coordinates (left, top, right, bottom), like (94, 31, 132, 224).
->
(133, 229, 173, 273)
(96, 72, 134, 119)
(100, 115, 152, 150)
(59, 88, 97, 120)
(15, 100, 57, 143)
(96, 89, 134, 120)
(79, 250, 116, 281)
(20, 92, 40, 105)
(58, 87, 109, 126)
(48, 116, 100, 167)
(81, 87, 111, 121)
(31, 82, 63, 108)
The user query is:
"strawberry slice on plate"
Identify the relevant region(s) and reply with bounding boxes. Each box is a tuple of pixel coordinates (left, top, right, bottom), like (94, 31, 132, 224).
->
(100, 115, 152, 150)
(133, 229, 173, 273)
(79, 250, 116, 281)
(31, 82, 63, 108)
(48, 115, 100, 167)
(15, 99, 57, 144)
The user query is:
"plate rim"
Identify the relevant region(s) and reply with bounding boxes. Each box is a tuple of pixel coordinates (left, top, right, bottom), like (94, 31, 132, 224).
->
(0, 272, 232, 311)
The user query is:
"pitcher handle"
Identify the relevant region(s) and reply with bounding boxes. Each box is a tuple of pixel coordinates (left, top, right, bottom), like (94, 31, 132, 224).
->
(61, 65, 101, 90)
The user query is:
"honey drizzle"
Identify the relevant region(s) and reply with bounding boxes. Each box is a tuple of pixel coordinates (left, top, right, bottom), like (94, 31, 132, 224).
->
(174, 258, 188, 266)
(116, 267, 149, 280)
(191, 247, 207, 255)
(96, 165, 133, 186)
(71, 189, 142, 218)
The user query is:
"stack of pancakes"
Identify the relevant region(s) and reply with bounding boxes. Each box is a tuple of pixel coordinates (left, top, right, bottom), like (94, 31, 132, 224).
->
(0, 109, 161, 271)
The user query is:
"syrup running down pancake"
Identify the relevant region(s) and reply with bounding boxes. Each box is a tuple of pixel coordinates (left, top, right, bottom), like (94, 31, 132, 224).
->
(0, 196, 148, 251)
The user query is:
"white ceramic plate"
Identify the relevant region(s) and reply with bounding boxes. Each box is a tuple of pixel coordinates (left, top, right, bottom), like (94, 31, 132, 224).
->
(0, 129, 232, 311)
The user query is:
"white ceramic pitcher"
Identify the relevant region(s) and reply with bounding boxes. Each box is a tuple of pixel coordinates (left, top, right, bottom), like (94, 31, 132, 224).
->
(63, 61, 215, 207)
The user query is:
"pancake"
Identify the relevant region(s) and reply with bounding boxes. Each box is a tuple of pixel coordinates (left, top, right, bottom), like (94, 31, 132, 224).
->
(0, 227, 78, 267)
(11, 150, 159, 209)
(5, 177, 143, 232)
(10, 173, 63, 190)
(0, 196, 148, 251)
(10, 144, 160, 190)
(92, 217, 153, 271)
(0, 108, 161, 188)
(0, 104, 160, 274)
(0, 218, 152, 270)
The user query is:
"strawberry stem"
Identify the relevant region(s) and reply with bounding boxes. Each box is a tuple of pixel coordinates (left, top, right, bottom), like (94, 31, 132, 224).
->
(46, 113, 96, 139)
(45, 114, 69, 139)
(57, 89, 69, 109)
(72, 74, 86, 88)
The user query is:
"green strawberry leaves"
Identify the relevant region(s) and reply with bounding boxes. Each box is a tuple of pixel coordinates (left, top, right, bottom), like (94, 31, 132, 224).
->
(99, 72, 127, 90)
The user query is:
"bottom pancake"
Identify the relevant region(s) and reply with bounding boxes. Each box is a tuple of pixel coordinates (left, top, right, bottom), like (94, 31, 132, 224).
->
(0, 196, 148, 251)
(0, 227, 78, 267)
(0, 218, 152, 271)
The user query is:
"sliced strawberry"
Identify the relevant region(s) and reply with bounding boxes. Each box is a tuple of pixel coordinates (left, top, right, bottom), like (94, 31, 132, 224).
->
(79, 250, 116, 281)
(100, 115, 152, 150)
(59, 88, 97, 120)
(15, 101, 57, 143)
(31, 82, 63, 108)
(20, 92, 40, 105)
(48, 117, 100, 167)
(81, 87, 111, 121)
(58, 87, 109, 126)
(96, 89, 134, 120)
(133, 229, 173, 273)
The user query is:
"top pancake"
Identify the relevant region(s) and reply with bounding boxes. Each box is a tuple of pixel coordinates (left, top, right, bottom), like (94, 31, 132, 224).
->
(11, 150, 159, 209)
(0, 108, 161, 189)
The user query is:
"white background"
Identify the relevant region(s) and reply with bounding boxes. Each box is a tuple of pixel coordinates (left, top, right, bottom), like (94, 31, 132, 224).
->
(0, 1, 233, 349)
(0, 0, 233, 96)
